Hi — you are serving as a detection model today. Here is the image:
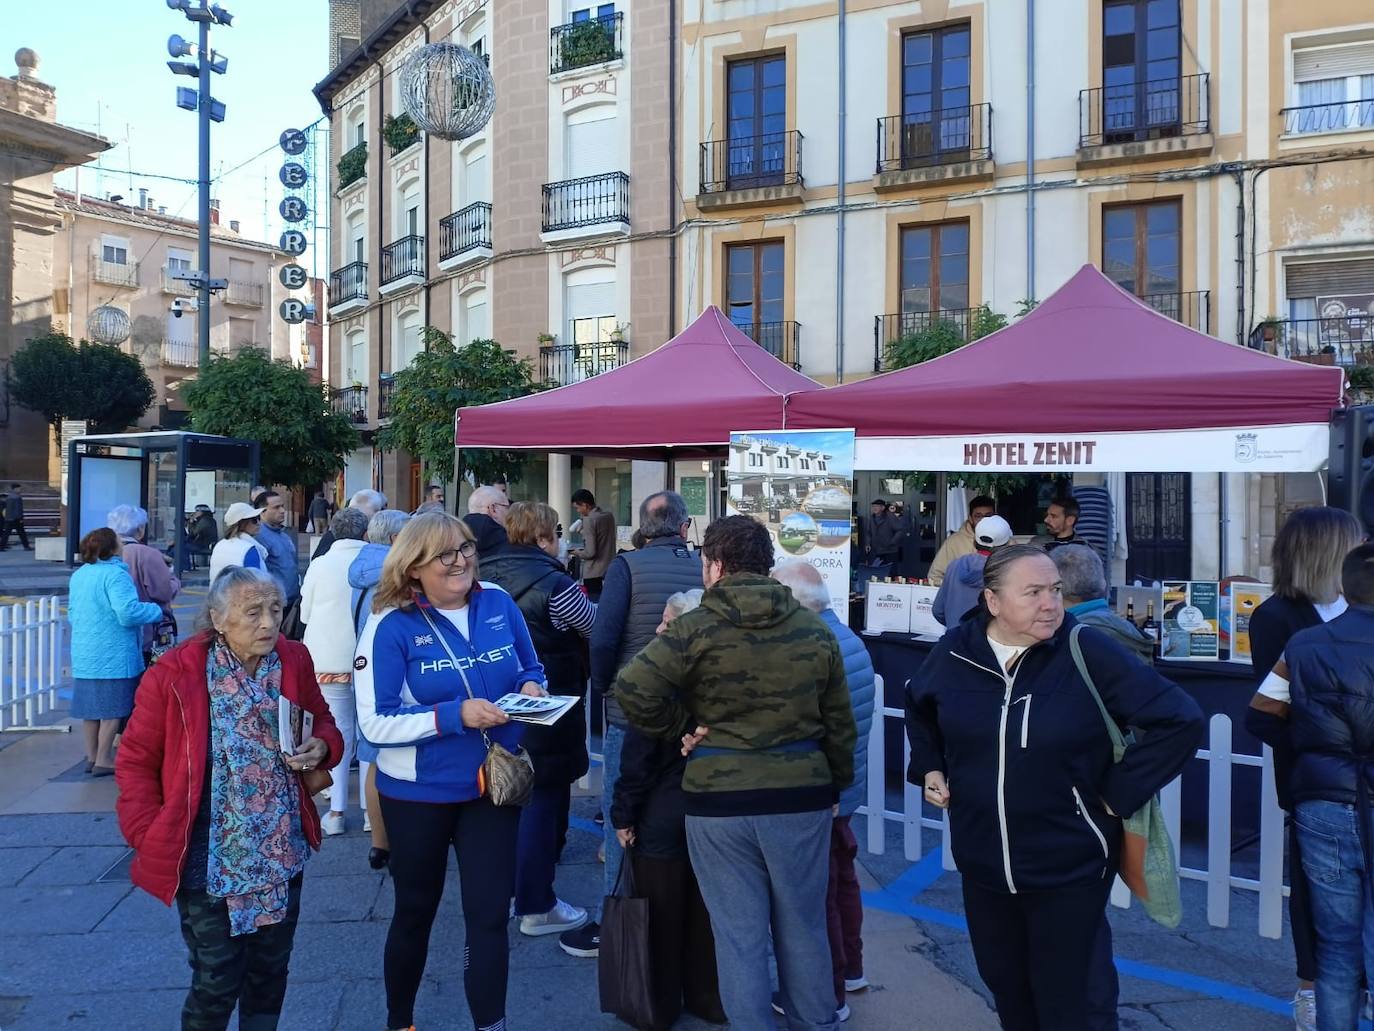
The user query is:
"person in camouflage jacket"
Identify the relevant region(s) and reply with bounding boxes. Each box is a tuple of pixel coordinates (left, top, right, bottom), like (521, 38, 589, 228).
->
(615, 516, 856, 1030)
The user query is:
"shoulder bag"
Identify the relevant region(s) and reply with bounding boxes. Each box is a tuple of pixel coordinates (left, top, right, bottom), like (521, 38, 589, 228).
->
(418, 605, 534, 807)
(1069, 624, 1183, 929)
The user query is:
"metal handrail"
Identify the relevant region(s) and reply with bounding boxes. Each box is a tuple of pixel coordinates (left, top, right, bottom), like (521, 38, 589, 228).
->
(876, 104, 993, 173)
(700, 130, 804, 194)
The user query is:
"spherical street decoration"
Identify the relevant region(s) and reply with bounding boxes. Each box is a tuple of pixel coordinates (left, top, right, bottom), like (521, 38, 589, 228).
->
(87, 305, 131, 346)
(399, 42, 495, 142)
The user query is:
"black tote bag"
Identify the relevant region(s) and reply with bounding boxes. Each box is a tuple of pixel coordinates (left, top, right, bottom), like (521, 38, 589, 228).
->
(598, 850, 661, 1029)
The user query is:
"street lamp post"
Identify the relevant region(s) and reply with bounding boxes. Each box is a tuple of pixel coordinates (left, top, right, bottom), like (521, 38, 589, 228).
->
(166, 0, 232, 371)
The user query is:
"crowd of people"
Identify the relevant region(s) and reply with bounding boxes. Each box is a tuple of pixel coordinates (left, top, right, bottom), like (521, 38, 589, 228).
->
(60, 479, 1370, 1031)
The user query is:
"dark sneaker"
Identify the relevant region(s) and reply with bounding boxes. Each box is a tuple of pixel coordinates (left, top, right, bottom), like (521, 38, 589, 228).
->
(559, 920, 600, 957)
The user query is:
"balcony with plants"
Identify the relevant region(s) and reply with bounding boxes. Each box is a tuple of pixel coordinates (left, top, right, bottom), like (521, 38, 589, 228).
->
(383, 113, 420, 157)
(550, 13, 623, 76)
(540, 317, 629, 385)
(337, 141, 367, 190)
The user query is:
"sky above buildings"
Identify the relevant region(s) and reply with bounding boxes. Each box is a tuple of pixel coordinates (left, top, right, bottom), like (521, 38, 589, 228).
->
(8, 0, 332, 274)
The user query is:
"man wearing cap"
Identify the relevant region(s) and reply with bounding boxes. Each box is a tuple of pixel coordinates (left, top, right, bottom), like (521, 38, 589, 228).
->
(932, 514, 1013, 630)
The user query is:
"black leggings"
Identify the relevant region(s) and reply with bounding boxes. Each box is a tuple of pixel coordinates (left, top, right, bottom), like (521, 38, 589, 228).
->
(380, 794, 520, 1031)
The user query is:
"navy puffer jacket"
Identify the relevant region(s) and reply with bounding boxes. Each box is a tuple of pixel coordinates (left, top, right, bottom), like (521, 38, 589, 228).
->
(1287, 607, 1374, 806)
(822, 608, 876, 816)
(906, 613, 1204, 894)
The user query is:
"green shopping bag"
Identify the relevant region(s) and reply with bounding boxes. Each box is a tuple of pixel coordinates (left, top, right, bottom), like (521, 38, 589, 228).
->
(1070, 625, 1183, 929)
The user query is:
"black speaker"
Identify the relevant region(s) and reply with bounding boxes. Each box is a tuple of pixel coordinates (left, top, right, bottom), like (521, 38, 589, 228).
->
(1329, 405, 1374, 534)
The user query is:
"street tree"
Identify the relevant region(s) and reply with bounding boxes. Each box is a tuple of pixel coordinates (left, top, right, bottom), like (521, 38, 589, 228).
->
(8, 332, 155, 453)
(378, 328, 547, 487)
(182, 347, 359, 490)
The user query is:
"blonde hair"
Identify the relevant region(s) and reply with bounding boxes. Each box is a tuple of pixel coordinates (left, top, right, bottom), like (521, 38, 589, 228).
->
(372, 512, 476, 612)
(1272, 506, 1365, 605)
(506, 501, 559, 547)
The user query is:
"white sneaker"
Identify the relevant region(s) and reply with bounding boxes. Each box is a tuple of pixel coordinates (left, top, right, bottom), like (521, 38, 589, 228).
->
(1293, 988, 1316, 1031)
(837, 1003, 851, 1022)
(363, 812, 371, 833)
(519, 898, 588, 937)
(844, 975, 869, 993)
(321, 811, 346, 836)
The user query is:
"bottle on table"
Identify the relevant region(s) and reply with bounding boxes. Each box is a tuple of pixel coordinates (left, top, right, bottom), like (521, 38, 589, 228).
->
(1142, 600, 1161, 658)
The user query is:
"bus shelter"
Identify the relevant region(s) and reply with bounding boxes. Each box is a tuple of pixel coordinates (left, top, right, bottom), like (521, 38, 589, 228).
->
(66, 431, 260, 575)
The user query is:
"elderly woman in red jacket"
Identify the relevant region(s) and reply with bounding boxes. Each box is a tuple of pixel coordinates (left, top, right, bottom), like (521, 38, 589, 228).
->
(116, 566, 343, 1031)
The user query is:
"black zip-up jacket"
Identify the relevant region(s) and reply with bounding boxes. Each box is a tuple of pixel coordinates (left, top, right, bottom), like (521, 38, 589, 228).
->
(905, 613, 1204, 894)
(1285, 607, 1374, 806)
(611, 727, 689, 860)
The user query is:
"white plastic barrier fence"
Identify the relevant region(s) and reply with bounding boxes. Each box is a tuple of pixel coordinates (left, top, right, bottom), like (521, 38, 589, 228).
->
(859, 692, 1288, 939)
(0, 597, 65, 732)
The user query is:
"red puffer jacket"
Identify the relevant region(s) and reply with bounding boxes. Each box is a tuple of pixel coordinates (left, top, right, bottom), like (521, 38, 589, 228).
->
(115, 633, 345, 905)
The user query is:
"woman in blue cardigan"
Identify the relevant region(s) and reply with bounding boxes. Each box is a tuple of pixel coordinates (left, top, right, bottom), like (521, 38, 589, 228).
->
(354, 511, 546, 1031)
(68, 528, 164, 775)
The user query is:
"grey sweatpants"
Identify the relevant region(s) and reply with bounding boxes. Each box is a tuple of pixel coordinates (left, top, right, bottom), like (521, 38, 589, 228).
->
(687, 809, 839, 1031)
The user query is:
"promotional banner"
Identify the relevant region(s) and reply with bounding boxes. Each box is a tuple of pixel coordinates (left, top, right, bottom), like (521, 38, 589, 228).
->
(727, 429, 855, 620)
(852, 423, 1330, 473)
(1226, 583, 1273, 665)
(1161, 581, 1221, 661)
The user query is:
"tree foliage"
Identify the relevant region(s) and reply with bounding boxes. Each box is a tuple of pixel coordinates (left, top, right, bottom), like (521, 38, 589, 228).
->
(377, 328, 548, 487)
(182, 348, 358, 490)
(8, 332, 155, 451)
(884, 304, 1008, 372)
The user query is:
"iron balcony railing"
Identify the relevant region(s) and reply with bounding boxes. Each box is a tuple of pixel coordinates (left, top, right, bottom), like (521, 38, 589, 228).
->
(873, 309, 978, 371)
(1079, 72, 1210, 148)
(160, 338, 199, 368)
(223, 280, 263, 307)
(876, 104, 993, 173)
(542, 172, 629, 232)
(380, 235, 425, 285)
(161, 267, 197, 296)
(701, 130, 804, 194)
(1282, 98, 1374, 136)
(440, 202, 492, 261)
(337, 141, 367, 189)
(377, 374, 396, 421)
(1247, 316, 1374, 365)
(540, 340, 629, 386)
(735, 320, 801, 370)
(331, 384, 369, 424)
(550, 12, 623, 74)
(1139, 290, 1210, 333)
(92, 256, 139, 288)
(328, 262, 368, 307)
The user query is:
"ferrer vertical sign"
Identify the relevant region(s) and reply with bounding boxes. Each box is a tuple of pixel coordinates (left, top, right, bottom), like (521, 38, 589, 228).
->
(276, 128, 314, 349)
(726, 429, 856, 621)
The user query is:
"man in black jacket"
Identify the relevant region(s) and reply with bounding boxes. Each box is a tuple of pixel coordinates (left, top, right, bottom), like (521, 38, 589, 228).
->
(1249, 544, 1374, 1029)
(560, 490, 701, 959)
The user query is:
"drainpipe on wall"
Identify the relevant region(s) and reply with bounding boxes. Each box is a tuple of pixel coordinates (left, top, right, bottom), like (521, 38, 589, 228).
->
(668, 0, 678, 338)
(835, 0, 847, 383)
(1025, 0, 1035, 302)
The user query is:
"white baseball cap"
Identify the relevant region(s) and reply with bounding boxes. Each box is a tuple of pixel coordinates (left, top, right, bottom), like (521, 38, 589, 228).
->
(974, 514, 1013, 549)
(224, 501, 266, 526)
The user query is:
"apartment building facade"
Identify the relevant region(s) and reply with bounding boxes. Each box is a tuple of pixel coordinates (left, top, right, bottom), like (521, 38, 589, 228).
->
(52, 191, 294, 428)
(680, 0, 1374, 582)
(315, 0, 674, 514)
(0, 48, 110, 484)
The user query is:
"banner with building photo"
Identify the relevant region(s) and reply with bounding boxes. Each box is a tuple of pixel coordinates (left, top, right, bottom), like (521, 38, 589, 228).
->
(727, 429, 856, 620)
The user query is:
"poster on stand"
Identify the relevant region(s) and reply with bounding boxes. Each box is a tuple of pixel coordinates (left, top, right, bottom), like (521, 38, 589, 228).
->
(1226, 583, 1273, 665)
(727, 428, 855, 621)
(1160, 581, 1220, 661)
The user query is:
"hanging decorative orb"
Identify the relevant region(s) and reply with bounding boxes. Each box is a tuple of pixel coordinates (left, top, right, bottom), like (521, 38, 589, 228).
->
(87, 305, 131, 346)
(399, 42, 495, 142)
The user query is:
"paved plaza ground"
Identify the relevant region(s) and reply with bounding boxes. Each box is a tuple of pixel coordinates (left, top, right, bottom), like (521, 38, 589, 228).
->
(0, 546, 1314, 1030)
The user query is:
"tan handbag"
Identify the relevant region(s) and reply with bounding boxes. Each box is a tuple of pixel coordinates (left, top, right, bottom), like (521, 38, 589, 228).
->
(420, 607, 534, 807)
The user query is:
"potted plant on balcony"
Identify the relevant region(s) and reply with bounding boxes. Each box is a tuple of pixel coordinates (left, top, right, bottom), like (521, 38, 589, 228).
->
(382, 112, 421, 156)
(538, 332, 555, 346)
(1259, 315, 1283, 344)
(609, 321, 629, 343)
(337, 142, 367, 189)
(560, 18, 616, 69)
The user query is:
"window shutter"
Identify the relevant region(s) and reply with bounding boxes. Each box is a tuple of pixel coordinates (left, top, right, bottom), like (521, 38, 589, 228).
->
(1294, 41, 1374, 82)
(1286, 258, 1374, 298)
(565, 114, 616, 180)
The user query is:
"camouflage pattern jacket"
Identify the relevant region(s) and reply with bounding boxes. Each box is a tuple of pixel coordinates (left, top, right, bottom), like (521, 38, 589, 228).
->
(615, 573, 857, 817)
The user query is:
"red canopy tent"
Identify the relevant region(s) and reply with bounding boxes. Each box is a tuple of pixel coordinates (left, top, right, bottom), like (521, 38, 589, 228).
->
(455, 306, 820, 453)
(786, 265, 1346, 473)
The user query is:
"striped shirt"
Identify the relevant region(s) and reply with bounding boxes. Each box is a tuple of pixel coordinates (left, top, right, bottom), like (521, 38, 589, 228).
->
(550, 580, 597, 636)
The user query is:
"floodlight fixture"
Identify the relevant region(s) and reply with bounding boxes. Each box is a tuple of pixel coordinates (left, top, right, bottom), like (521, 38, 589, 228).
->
(207, 51, 227, 74)
(208, 99, 226, 123)
(168, 33, 194, 58)
(210, 5, 233, 25)
(175, 87, 198, 111)
(167, 60, 198, 77)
